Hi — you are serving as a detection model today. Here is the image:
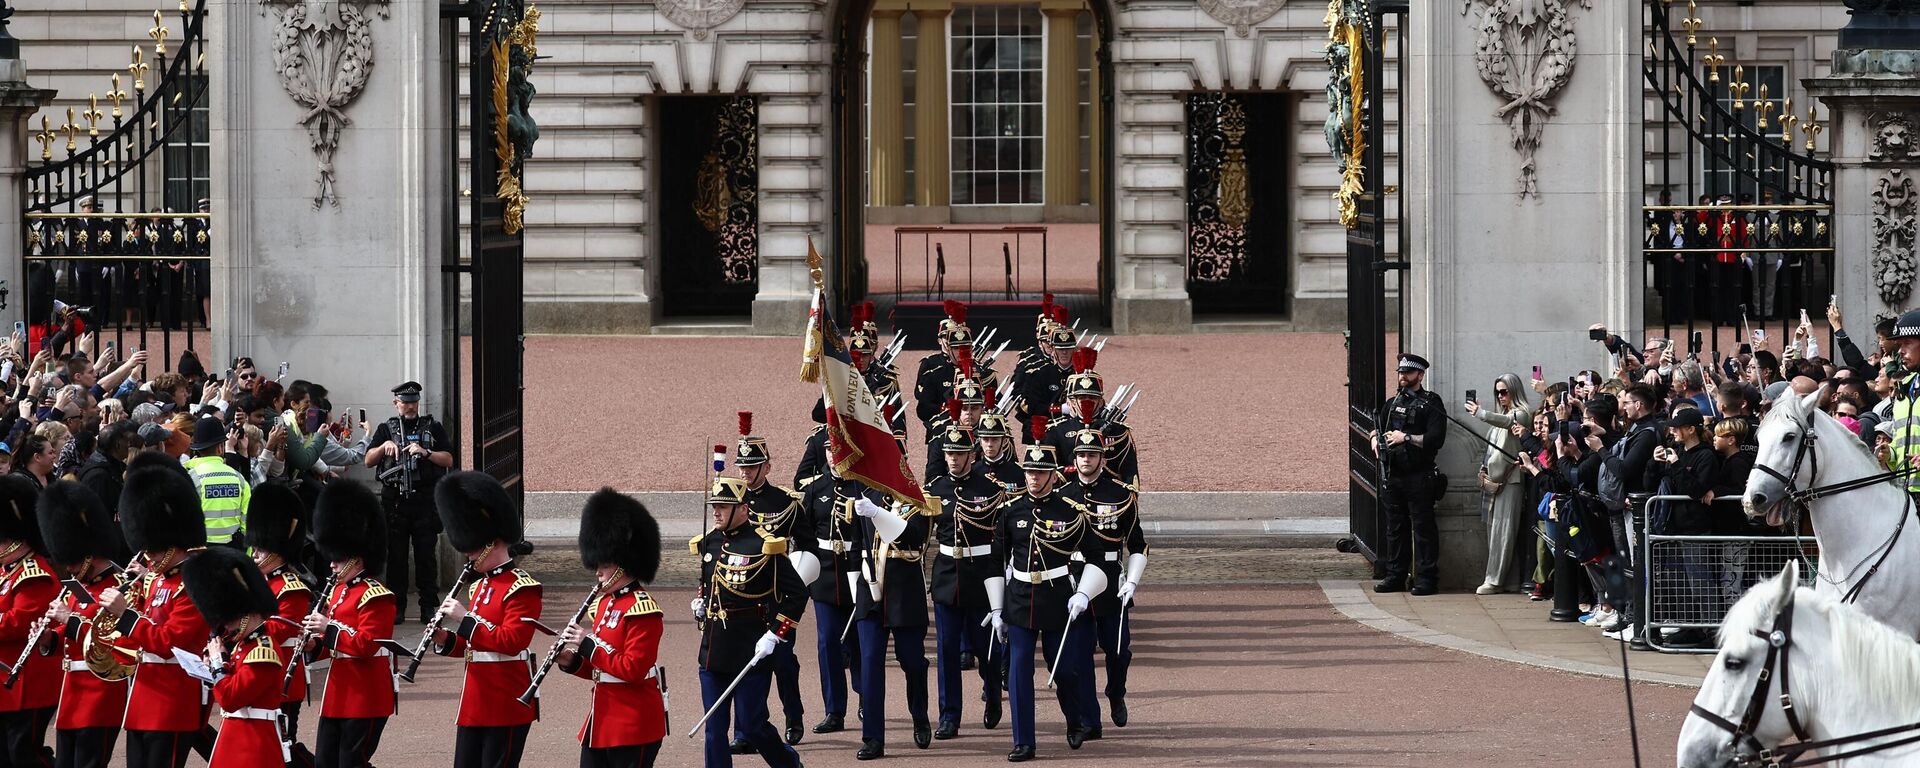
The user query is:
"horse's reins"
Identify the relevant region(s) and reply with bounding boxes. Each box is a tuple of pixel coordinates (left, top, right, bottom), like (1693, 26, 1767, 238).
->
(1690, 587, 1920, 767)
(1750, 414, 1918, 603)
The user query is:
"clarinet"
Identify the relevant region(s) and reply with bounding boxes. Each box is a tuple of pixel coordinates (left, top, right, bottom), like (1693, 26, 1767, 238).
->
(516, 576, 609, 707)
(281, 571, 337, 695)
(397, 563, 476, 683)
(3, 614, 53, 689)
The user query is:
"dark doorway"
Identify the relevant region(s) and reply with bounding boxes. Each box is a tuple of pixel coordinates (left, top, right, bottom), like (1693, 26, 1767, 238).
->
(658, 95, 760, 317)
(1186, 92, 1290, 315)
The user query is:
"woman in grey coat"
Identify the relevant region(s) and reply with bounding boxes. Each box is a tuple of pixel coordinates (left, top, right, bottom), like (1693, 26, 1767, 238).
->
(1465, 372, 1533, 594)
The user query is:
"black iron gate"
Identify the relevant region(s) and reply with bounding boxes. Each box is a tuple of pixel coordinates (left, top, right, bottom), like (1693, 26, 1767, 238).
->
(445, 0, 539, 498)
(659, 95, 760, 317)
(1334, 1, 1406, 568)
(1185, 93, 1291, 314)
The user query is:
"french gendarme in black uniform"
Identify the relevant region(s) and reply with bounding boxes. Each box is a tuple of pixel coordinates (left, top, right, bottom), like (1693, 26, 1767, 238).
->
(795, 471, 885, 735)
(991, 445, 1107, 762)
(1068, 428, 1148, 729)
(974, 413, 1026, 491)
(733, 429, 812, 750)
(925, 426, 1008, 738)
(1373, 354, 1448, 595)
(693, 478, 806, 768)
(368, 381, 449, 622)
(924, 378, 988, 482)
(1014, 325, 1079, 439)
(847, 492, 934, 758)
(1043, 370, 1139, 485)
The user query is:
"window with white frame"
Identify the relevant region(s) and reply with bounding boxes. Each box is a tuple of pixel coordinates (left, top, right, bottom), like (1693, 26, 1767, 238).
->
(163, 75, 211, 212)
(950, 5, 1043, 205)
(1701, 64, 1786, 200)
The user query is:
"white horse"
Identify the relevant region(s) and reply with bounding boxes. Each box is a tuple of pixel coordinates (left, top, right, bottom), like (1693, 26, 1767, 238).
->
(1743, 387, 1920, 640)
(1678, 561, 1920, 767)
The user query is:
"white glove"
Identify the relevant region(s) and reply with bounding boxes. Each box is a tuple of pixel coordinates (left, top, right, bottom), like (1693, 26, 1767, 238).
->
(751, 630, 782, 664)
(854, 498, 886, 519)
(1067, 593, 1089, 622)
(982, 609, 1006, 644)
(1116, 580, 1136, 606)
(690, 597, 706, 620)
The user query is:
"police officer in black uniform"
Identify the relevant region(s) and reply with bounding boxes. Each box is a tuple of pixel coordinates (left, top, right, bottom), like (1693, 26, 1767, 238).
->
(365, 381, 452, 622)
(1370, 354, 1449, 596)
(796, 465, 883, 736)
(731, 416, 815, 751)
(691, 477, 808, 768)
(925, 424, 1008, 739)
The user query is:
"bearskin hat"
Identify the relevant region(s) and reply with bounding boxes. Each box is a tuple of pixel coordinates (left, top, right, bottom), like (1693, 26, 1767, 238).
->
(435, 471, 522, 554)
(0, 475, 42, 554)
(246, 482, 308, 561)
(578, 488, 661, 582)
(119, 453, 204, 553)
(36, 480, 117, 566)
(181, 546, 276, 631)
(312, 481, 387, 574)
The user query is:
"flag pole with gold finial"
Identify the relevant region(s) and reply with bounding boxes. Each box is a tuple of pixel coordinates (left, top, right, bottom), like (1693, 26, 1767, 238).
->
(800, 237, 826, 383)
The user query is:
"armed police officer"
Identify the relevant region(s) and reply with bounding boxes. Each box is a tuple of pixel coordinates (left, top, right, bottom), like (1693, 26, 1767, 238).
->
(364, 381, 452, 623)
(1369, 354, 1449, 596)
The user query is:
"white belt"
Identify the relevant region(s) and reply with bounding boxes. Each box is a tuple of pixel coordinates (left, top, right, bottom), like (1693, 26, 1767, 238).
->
(223, 707, 279, 721)
(332, 648, 391, 660)
(1011, 565, 1069, 584)
(1101, 551, 1120, 562)
(939, 544, 994, 559)
(818, 542, 849, 555)
(469, 650, 530, 663)
(139, 652, 180, 665)
(280, 637, 301, 648)
(66, 660, 90, 673)
(598, 666, 661, 686)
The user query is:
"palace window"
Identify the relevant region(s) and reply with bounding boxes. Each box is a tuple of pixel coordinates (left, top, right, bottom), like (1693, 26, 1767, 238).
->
(1701, 64, 1786, 200)
(950, 4, 1043, 205)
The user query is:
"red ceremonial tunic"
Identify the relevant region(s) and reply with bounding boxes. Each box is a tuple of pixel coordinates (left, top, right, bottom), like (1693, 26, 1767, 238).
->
(209, 627, 288, 768)
(117, 563, 213, 732)
(435, 563, 541, 727)
(567, 584, 665, 748)
(317, 577, 396, 720)
(0, 553, 63, 712)
(264, 567, 312, 705)
(56, 569, 131, 730)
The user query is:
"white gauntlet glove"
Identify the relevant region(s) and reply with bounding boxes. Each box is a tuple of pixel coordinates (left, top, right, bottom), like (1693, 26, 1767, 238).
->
(690, 597, 706, 620)
(751, 630, 782, 664)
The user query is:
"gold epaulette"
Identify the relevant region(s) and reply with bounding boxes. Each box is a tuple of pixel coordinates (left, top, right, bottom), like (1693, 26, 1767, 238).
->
(808, 424, 828, 436)
(758, 530, 788, 556)
(626, 592, 662, 617)
(14, 558, 51, 583)
(916, 498, 942, 518)
(689, 533, 705, 555)
(278, 572, 310, 596)
(244, 642, 281, 665)
(505, 569, 541, 599)
(1116, 479, 1140, 493)
(1061, 496, 1090, 513)
(796, 475, 822, 489)
(359, 582, 392, 609)
(778, 485, 803, 501)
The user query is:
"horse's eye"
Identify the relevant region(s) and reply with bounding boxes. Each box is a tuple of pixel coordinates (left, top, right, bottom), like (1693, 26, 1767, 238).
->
(1724, 657, 1746, 671)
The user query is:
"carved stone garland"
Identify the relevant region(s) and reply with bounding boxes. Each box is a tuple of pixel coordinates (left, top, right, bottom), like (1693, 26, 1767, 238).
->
(261, 0, 390, 208)
(1872, 112, 1920, 307)
(1200, 0, 1286, 38)
(658, 0, 744, 41)
(1460, 0, 1591, 199)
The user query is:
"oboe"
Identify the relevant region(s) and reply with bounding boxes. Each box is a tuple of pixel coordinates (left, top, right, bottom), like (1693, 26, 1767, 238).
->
(516, 574, 611, 707)
(281, 571, 337, 695)
(397, 562, 476, 684)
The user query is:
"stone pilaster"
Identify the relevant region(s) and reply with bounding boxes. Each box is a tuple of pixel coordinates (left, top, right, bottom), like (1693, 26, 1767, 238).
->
(0, 58, 54, 328)
(911, 0, 951, 208)
(869, 6, 907, 207)
(1811, 51, 1920, 324)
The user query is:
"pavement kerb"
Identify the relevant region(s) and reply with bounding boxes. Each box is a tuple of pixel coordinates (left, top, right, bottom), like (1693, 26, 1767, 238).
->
(1319, 580, 1704, 689)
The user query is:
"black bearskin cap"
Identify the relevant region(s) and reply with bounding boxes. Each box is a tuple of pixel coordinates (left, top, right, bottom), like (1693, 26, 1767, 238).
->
(36, 480, 116, 566)
(119, 453, 205, 552)
(435, 471, 522, 554)
(181, 546, 276, 631)
(578, 488, 660, 582)
(246, 482, 307, 560)
(0, 475, 42, 553)
(312, 481, 387, 575)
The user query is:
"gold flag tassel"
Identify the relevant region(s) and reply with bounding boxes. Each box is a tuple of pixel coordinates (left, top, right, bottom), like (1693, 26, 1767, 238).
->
(799, 237, 826, 384)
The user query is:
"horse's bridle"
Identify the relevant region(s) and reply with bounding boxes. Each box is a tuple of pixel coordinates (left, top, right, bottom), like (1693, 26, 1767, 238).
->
(1751, 413, 1916, 604)
(1690, 588, 1920, 767)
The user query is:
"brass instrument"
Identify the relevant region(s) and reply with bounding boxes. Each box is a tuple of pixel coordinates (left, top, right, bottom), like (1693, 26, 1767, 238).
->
(84, 556, 144, 681)
(517, 574, 610, 707)
(397, 562, 476, 683)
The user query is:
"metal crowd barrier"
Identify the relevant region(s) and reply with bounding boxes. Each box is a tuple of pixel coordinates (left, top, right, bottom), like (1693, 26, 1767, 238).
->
(1634, 493, 1817, 654)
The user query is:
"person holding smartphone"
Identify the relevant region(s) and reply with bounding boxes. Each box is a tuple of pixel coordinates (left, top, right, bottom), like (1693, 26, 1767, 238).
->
(1464, 374, 1532, 595)
(363, 381, 453, 624)
(1650, 406, 1718, 647)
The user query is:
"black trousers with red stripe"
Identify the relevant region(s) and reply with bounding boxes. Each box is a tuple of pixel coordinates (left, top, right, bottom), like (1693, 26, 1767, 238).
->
(454, 724, 531, 768)
(53, 726, 116, 768)
(0, 707, 53, 768)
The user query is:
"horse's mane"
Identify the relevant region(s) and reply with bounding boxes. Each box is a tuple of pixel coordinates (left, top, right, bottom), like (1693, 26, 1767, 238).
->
(1725, 577, 1920, 720)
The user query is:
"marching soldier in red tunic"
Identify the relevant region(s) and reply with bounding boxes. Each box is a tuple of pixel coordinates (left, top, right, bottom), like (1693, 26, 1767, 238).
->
(247, 483, 316, 767)
(182, 546, 290, 768)
(0, 475, 58, 767)
(556, 489, 667, 768)
(432, 472, 543, 768)
(302, 480, 397, 768)
(38, 480, 131, 768)
(100, 452, 212, 768)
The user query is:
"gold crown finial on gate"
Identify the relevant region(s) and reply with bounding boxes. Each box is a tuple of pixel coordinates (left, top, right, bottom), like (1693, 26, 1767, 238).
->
(129, 47, 149, 92)
(149, 11, 169, 56)
(83, 95, 103, 137)
(1703, 38, 1724, 82)
(107, 74, 127, 119)
(1680, 1, 1702, 47)
(1756, 84, 1773, 130)
(32, 116, 53, 161)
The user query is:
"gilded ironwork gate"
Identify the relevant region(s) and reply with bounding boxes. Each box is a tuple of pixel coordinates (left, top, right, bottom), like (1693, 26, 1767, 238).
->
(660, 95, 760, 317)
(1186, 93, 1291, 314)
(1331, 0, 1406, 567)
(22, 0, 211, 368)
(448, 0, 541, 497)
(1644, 1, 1832, 347)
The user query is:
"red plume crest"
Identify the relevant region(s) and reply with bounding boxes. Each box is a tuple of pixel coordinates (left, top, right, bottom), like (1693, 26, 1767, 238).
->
(1079, 397, 1097, 422)
(945, 398, 962, 421)
(738, 410, 753, 437)
(1030, 419, 1047, 442)
(1051, 306, 1068, 324)
(943, 300, 967, 325)
(956, 346, 976, 378)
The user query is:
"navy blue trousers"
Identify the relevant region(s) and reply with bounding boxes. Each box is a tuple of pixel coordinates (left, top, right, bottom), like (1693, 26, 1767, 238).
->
(933, 602, 1001, 724)
(1005, 621, 1095, 750)
(811, 599, 863, 717)
(854, 615, 930, 744)
(1092, 607, 1132, 702)
(733, 639, 802, 740)
(699, 666, 798, 768)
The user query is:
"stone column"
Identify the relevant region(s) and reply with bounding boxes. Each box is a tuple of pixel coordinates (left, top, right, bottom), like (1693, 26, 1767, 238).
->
(911, 0, 951, 208)
(869, 6, 907, 207)
(1041, 1, 1080, 208)
(1404, 0, 1641, 588)
(1811, 48, 1920, 324)
(209, 0, 446, 419)
(0, 55, 54, 327)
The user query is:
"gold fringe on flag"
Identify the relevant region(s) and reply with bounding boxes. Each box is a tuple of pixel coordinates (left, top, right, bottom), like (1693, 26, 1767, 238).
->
(799, 237, 827, 383)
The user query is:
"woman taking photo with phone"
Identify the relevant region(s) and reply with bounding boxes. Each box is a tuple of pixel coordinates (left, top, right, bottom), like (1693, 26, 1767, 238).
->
(1464, 373, 1533, 595)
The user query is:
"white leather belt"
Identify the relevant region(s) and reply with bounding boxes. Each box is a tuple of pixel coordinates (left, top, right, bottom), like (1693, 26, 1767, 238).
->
(332, 648, 391, 660)
(66, 660, 90, 673)
(223, 707, 279, 721)
(818, 542, 848, 555)
(469, 650, 530, 663)
(139, 652, 180, 665)
(280, 637, 301, 648)
(599, 666, 661, 685)
(1012, 565, 1069, 584)
(1101, 551, 1120, 562)
(939, 544, 994, 559)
